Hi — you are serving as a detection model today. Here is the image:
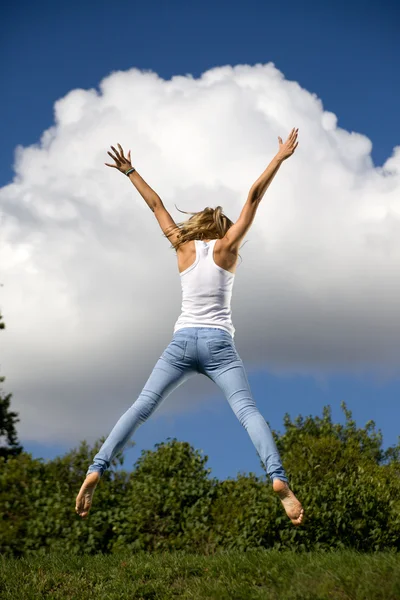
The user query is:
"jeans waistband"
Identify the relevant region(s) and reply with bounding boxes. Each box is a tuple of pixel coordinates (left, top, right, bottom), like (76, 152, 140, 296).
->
(173, 327, 233, 339)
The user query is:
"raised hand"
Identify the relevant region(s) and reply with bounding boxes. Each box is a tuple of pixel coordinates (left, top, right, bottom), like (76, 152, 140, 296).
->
(276, 128, 299, 161)
(105, 143, 133, 173)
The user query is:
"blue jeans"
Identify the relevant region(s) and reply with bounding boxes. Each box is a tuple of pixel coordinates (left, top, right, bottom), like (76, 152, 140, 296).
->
(87, 327, 288, 483)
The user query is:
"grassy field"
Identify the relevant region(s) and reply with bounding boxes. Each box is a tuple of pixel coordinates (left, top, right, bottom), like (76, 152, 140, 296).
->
(1, 549, 399, 599)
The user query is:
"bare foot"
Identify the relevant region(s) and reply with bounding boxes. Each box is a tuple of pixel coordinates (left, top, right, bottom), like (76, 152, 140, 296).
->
(273, 479, 304, 526)
(75, 472, 100, 518)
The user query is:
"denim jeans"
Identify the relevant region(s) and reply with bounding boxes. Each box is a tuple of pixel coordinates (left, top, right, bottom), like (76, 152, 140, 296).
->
(87, 327, 288, 483)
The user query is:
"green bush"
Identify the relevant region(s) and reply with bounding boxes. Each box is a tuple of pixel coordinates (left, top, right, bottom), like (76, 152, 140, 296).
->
(109, 438, 217, 553)
(0, 404, 399, 556)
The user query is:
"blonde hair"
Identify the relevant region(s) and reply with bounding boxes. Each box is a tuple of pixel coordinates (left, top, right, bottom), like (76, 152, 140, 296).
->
(163, 205, 243, 264)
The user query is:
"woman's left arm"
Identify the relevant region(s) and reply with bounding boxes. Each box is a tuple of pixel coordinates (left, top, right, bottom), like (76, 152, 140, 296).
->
(105, 143, 163, 211)
(106, 143, 180, 247)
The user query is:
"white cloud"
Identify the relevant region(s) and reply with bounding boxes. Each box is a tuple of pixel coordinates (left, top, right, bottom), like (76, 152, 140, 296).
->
(1, 63, 399, 445)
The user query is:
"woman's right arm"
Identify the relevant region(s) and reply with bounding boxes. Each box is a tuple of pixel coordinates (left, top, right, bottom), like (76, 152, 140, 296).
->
(222, 128, 299, 253)
(249, 128, 298, 202)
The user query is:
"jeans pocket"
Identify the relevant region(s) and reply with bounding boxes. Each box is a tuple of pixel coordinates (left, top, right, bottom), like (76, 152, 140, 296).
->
(162, 339, 187, 362)
(206, 337, 238, 362)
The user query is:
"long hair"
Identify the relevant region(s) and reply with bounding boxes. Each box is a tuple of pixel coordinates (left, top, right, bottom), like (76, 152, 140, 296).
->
(163, 205, 244, 264)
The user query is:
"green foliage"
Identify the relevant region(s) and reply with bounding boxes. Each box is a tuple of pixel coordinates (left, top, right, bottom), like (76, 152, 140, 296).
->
(0, 312, 23, 461)
(205, 473, 282, 552)
(109, 438, 217, 554)
(266, 402, 400, 551)
(0, 403, 399, 557)
(0, 437, 134, 557)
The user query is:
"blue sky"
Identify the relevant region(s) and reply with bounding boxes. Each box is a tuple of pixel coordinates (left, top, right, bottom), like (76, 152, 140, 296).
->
(1, 0, 399, 481)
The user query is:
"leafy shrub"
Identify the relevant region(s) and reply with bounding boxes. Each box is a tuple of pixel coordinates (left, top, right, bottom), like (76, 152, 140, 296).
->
(1, 404, 399, 556)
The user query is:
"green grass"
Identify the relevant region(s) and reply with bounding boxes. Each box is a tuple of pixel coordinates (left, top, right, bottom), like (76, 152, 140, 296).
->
(1, 549, 399, 599)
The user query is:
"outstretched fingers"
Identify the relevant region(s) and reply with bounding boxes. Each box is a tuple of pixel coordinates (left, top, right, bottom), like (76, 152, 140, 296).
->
(106, 147, 121, 167)
(288, 129, 299, 153)
(117, 143, 126, 160)
(105, 151, 119, 168)
(105, 144, 132, 170)
(110, 145, 122, 161)
(288, 127, 298, 143)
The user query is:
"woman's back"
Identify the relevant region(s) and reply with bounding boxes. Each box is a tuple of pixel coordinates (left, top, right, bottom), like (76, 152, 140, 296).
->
(174, 239, 237, 338)
(177, 238, 239, 275)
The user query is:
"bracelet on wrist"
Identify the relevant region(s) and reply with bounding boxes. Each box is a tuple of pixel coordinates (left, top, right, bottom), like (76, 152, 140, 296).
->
(125, 167, 136, 176)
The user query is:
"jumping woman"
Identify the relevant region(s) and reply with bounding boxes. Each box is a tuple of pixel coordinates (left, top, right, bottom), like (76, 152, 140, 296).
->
(76, 128, 304, 526)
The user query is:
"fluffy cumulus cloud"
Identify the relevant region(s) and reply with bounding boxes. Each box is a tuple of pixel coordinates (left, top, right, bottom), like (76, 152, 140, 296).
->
(1, 63, 400, 445)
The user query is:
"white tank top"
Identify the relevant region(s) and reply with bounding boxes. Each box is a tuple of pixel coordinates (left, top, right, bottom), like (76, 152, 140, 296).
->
(173, 240, 236, 338)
